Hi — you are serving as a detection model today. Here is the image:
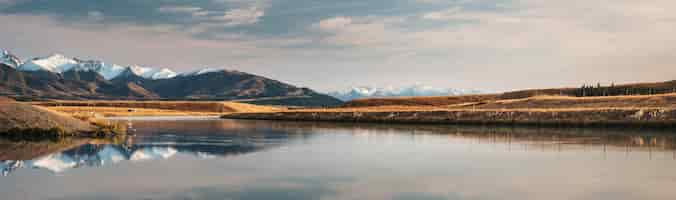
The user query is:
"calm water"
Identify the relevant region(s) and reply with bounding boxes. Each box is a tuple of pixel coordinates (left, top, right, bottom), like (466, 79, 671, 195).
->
(2, 118, 676, 200)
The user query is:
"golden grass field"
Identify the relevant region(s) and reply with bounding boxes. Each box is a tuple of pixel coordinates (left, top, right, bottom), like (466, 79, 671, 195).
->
(35, 100, 285, 117)
(339, 93, 676, 111)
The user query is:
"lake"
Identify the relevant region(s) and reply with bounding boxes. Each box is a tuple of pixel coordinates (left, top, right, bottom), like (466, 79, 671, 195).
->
(2, 118, 676, 200)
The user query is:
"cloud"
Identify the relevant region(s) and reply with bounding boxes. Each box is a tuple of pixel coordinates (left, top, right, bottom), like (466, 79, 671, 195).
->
(421, 7, 462, 20)
(1, 0, 676, 91)
(215, 6, 265, 26)
(317, 17, 353, 31)
(87, 11, 103, 21)
(157, 6, 203, 14)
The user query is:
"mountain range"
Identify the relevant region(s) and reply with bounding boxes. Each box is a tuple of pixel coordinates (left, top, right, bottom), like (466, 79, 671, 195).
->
(0, 49, 341, 107)
(328, 85, 482, 101)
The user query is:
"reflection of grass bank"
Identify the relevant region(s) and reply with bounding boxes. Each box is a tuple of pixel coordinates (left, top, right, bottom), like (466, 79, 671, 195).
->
(0, 123, 126, 142)
(0, 134, 129, 161)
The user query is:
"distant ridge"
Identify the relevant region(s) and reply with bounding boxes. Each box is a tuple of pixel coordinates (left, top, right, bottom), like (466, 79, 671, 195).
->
(328, 85, 482, 101)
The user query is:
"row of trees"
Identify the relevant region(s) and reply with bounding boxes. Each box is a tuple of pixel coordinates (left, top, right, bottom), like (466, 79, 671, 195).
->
(575, 83, 676, 97)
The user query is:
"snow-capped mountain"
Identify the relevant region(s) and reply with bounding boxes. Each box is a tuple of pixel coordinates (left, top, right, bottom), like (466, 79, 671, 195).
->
(70, 59, 128, 80)
(0, 50, 23, 68)
(19, 54, 78, 72)
(14, 53, 177, 80)
(0, 49, 342, 106)
(328, 85, 482, 101)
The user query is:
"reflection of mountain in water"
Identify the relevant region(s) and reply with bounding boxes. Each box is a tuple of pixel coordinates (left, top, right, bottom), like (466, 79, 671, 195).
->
(1, 133, 291, 176)
(4, 119, 676, 176)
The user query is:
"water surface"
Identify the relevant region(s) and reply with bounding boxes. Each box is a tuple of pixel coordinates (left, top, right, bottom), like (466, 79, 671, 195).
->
(2, 118, 676, 200)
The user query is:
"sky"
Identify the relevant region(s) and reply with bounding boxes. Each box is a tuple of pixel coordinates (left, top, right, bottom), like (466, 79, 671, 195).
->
(0, 0, 675, 92)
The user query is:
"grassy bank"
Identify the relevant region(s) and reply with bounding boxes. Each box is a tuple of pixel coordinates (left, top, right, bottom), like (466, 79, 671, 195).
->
(224, 108, 676, 128)
(0, 100, 126, 139)
(224, 94, 676, 128)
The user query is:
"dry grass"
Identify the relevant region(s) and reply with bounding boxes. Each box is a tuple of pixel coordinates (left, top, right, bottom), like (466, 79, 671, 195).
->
(33, 100, 284, 113)
(450, 94, 676, 110)
(340, 93, 676, 112)
(0, 101, 95, 133)
(343, 94, 498, 108)
(34, 100, 284, 117)
(224, 93, 676, 128)
(45, 106, 223, 117)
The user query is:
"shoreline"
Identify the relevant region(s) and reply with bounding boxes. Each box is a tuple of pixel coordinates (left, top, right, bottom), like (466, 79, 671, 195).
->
(222, 108, 676, 129)
(105, 115, 222, 121)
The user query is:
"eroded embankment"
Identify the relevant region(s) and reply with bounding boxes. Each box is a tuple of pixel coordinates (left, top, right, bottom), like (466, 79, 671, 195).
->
(223, 108, 676, 128)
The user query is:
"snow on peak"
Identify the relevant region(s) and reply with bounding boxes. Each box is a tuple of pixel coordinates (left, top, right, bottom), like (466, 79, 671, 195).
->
(13, 52, 177, 80)
(146, 68, 178, 79)
(0, 49, 23, 68)
(328, 84, 482, 101)
(7, 50, 240, 80)
(180, 68, 227, 76)
(19, 53, 78, 72)
(69, 59, 128, 80)
(127, 65, 177, 79)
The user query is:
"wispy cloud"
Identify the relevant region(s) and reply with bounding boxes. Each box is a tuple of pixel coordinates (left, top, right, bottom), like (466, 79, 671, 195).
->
(215, 6, 265, 26)
(157, 6, 203, 14)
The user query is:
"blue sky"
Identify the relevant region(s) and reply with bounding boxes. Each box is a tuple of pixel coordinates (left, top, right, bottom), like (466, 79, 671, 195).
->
(0, 0, 674, 92)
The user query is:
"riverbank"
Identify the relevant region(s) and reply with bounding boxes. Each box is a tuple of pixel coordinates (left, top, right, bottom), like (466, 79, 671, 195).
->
(224, 108, 676, 128)
(0, 99, 124, 138)
(223, 94, 676, 128)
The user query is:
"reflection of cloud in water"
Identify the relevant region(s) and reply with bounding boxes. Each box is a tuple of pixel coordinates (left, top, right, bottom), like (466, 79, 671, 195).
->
(49, 176, 350, 200)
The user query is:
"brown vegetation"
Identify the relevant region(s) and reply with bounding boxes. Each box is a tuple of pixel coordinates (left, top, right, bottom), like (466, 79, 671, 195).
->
(0, 101, 95, 133)
(34, 100, 284, 117)
(225, 108, 676, 128)
(0, 138, 92, 160)
(225, 93, 676, 128)
(343, 94, 498, 108)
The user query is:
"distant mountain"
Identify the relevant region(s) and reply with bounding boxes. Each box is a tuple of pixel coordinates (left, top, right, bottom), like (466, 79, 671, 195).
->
(17, 53, 177, 80)
(0, 49, 342, 107)
(328, 85, 482, 101)
(0, 50, 22, 68)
